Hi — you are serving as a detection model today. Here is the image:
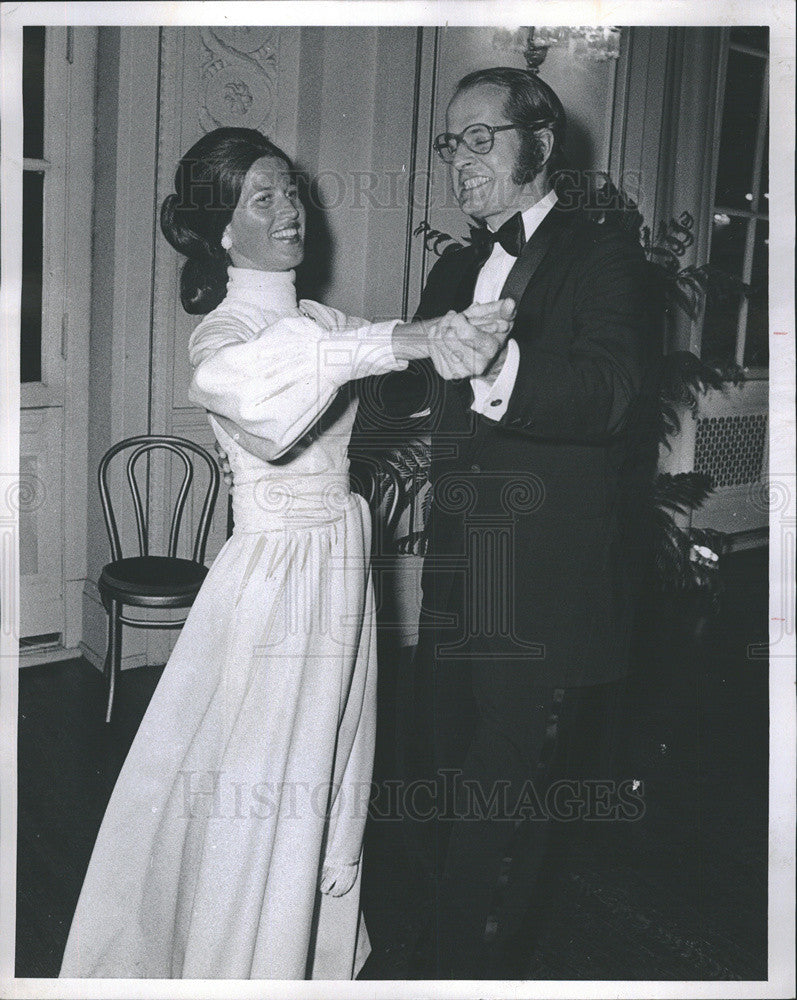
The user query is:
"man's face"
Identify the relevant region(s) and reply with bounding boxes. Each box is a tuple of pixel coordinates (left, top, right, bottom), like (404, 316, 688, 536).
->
(445, 83, 536, 229)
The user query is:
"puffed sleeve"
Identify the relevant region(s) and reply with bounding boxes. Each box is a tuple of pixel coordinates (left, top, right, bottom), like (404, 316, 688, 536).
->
(188, 306, 407, 459)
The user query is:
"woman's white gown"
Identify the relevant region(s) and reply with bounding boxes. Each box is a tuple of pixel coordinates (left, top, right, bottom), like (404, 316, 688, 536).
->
(59, 267, 407, 980)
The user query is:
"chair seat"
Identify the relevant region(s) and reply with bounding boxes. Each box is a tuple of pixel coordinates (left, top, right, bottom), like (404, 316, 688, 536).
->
(99, 555, 208, 605)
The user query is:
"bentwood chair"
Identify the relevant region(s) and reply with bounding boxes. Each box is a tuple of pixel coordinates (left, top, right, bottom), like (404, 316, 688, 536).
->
(97, 435, 220, 722)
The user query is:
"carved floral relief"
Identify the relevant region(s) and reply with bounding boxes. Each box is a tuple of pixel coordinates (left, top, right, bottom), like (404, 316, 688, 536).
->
(199, 26, 278, 133)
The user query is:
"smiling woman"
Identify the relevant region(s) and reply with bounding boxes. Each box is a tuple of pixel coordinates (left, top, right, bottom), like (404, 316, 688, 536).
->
(58, 125, 513, 981)
(158, 128, 297, 315)
(223, 157, 305, 271)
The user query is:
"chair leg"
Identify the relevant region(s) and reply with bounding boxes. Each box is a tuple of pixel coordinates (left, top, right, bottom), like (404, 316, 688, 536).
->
(100, 592, 111, 680)
(105, 599, 122, 724)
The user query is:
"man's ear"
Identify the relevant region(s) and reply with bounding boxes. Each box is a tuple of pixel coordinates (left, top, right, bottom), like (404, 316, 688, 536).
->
(537, 128, 555, 169)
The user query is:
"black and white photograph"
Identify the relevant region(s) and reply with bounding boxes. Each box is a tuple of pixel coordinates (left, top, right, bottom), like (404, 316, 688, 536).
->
(0, 2, 794, 997)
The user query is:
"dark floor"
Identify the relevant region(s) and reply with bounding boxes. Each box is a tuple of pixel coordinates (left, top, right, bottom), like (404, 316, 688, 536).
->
(16, 547, 769, 980)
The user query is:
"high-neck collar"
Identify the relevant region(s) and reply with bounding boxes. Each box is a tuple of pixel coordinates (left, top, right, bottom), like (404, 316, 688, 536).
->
(225, 266, 298, 313)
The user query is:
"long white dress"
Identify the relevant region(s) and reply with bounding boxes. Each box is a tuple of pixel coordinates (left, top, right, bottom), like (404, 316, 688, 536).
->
(59, 267, 407, 979)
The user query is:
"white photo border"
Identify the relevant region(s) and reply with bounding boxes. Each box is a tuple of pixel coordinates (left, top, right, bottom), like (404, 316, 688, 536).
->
(1, 3, 794, 999)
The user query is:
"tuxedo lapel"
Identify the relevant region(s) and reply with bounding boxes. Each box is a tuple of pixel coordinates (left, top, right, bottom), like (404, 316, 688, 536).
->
(500, 201, 570, 311)
(458, 205, 572, 435)
(433, 206, 573, 414)
(451, 243, 483, 312)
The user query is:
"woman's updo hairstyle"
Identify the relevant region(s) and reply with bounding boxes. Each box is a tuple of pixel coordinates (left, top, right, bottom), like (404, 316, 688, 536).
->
(160, 127, 294, 314)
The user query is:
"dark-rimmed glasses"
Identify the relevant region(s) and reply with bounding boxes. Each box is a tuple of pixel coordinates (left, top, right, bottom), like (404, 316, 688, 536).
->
(433, 122, 549, 163)
(433, 123, 522, 163)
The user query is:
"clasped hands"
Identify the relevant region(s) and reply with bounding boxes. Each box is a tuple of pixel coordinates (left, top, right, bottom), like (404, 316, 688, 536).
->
(424, 298, 516, 381)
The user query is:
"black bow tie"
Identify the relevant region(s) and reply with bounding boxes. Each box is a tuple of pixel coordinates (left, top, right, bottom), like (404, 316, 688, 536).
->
(469, 211, 526, 264)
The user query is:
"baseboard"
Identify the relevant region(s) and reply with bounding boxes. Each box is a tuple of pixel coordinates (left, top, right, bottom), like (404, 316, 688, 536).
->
(18, 644, 85, 669)
(80, 641, 147, 673)
(79, 642, 104, 672)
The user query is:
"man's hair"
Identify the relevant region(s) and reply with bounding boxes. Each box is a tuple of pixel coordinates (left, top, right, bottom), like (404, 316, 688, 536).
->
(453, 67, 567, 184)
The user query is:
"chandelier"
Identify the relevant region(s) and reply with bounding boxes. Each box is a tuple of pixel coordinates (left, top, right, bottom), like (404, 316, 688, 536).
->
(493, 26, 623, 73)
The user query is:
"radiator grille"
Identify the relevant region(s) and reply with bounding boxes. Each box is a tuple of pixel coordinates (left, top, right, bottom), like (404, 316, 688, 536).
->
(694, 413, 767, 488)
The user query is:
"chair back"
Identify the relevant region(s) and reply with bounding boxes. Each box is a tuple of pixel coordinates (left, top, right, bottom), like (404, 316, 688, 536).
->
(98, 435, 220, 564)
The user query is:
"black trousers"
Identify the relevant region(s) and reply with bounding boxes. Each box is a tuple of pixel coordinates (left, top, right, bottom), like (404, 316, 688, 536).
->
(406, 646, 626, 978)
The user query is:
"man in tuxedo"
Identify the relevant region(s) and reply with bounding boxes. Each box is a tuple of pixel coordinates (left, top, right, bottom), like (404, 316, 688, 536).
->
(404, 67, 659, 978)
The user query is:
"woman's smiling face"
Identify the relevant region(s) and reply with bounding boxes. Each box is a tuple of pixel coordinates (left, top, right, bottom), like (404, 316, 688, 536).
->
(225, 155, 305, 271)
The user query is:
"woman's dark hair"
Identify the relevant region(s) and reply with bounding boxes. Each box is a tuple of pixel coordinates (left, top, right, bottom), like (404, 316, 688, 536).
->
(160, 127, 294, 314)
(453, 67, 567, 184)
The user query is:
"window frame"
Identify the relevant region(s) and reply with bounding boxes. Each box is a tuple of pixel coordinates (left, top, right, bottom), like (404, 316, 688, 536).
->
(702, 27, 769, 376)
(20, 27, 71, 409)
(14, 23, 97, 652)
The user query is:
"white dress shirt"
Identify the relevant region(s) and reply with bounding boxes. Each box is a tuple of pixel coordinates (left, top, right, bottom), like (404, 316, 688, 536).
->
(470, 187, 558, 419)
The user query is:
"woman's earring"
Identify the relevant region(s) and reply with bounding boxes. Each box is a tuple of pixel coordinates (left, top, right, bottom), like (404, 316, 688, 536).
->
(221, 231, 233, 251)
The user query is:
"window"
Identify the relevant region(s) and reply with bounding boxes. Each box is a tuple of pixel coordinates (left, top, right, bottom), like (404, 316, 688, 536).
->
(701, 27, 769, 370)
(21, 26, 47, 384)
(14, 24, 95, 646)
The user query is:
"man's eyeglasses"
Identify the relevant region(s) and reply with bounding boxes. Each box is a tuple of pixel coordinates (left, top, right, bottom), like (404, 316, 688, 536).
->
(433, 121, 550, 163)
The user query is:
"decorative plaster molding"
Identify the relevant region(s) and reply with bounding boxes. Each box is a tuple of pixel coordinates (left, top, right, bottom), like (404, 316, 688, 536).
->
(199, 26, 278, 133)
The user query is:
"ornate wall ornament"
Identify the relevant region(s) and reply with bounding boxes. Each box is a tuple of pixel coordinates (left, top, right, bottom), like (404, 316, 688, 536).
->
(199, 26, 278, 133)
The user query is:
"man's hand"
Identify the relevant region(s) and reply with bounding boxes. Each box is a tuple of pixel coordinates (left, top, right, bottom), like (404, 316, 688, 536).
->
(214, 440, 233, 489)
(391, 298, 514, 367)
(463, 298, 516, 334)
(428, 300, 514, 380)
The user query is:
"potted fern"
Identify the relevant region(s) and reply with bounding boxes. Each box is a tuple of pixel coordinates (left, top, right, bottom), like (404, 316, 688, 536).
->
(604, 178, 750, 599)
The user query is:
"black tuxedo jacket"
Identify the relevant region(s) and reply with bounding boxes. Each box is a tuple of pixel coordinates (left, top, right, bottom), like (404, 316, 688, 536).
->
(410, 202, 660, 688)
